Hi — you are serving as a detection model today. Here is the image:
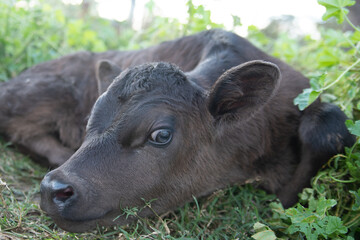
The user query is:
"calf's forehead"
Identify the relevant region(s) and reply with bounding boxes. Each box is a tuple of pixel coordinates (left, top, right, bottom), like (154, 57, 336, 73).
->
(89, 90, 195, 136)
(107, 62, 192, 100)
(88, 63, 203, 136)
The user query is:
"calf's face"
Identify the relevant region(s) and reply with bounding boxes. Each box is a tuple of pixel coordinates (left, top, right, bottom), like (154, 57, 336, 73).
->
(40, 61, 280, 232)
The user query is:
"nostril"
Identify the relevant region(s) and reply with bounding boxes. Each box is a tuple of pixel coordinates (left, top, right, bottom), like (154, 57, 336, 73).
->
(54, 186, 74, 202)
(50, 181, 76, 203)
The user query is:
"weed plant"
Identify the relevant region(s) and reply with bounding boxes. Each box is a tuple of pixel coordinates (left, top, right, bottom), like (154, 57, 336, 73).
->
(0, 0, 359, 239)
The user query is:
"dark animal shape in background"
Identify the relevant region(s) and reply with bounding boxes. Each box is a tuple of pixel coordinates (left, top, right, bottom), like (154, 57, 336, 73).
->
(0, 31, 214, 167)
(38, 30, 355, 232)
(0, 52, 97, 166)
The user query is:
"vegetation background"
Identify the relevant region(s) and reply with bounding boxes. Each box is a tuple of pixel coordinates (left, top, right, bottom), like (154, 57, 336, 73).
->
(0, 0, 359, 239)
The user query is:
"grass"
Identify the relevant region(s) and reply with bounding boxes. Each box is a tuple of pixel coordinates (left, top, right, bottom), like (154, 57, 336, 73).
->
(1, 1, 359, 239)
(0, 139, 278, 239)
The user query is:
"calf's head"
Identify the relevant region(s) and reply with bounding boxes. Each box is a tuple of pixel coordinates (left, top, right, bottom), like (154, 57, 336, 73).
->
(40, 61, 280, 232)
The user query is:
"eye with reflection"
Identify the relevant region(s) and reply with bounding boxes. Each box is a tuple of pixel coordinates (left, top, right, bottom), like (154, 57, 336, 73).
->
(148, 129, 173, 146)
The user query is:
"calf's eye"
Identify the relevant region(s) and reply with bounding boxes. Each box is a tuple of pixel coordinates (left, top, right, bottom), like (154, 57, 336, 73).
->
(149, 129, 173, 146)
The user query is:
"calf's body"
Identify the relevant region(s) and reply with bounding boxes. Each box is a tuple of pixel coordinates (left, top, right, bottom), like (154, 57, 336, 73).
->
(0, 29, 354, 232)
(0, 31, 218, 166)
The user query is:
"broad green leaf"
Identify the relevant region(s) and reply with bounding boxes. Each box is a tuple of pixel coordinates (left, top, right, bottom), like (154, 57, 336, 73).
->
(315, 197, 337, 217)
(309, 91, 321, 105)
(351, 30, 360, 42)
(283, 198, 343, 239)
(345, 119, 360, 136)
(294, 88, 321, 111)
(269, 202, 285, 214)
(318, 0, 356, 24)
(325, 216, 348, 235)
(252, 223, 277, 240)
(321, 93, 337, 102)
(310, 73, 327, 91)
(251, 230, 277, 240)
(287, 224, 299, 234)
(299, 188, 315, 202)
(317, 48, 340, 67)
(288, 221, 320, 239)
(301, 215, 318, 224)
(285, 206, 302, 220)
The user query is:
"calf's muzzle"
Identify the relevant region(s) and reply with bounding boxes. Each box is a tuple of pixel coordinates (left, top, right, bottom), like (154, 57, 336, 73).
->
(40, 171, 81, 220)
(40, 174, 76, 206)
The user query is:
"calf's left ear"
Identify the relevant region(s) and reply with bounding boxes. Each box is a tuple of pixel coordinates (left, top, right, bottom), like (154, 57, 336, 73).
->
(207, 60, 281, 120)
(95, 60, 122, 95)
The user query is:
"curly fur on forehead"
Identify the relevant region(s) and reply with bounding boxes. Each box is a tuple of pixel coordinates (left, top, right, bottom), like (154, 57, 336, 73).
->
(111, 62, 188, 99)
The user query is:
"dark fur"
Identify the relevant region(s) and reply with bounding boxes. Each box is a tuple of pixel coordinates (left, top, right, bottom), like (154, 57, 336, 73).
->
(0, 30, 234, 166)
(1, 29, 354, 232)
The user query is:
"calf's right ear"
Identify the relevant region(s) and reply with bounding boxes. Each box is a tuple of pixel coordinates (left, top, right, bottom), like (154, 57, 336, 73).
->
(95, 60, 122, 95)
(207, 60, 281, 121)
